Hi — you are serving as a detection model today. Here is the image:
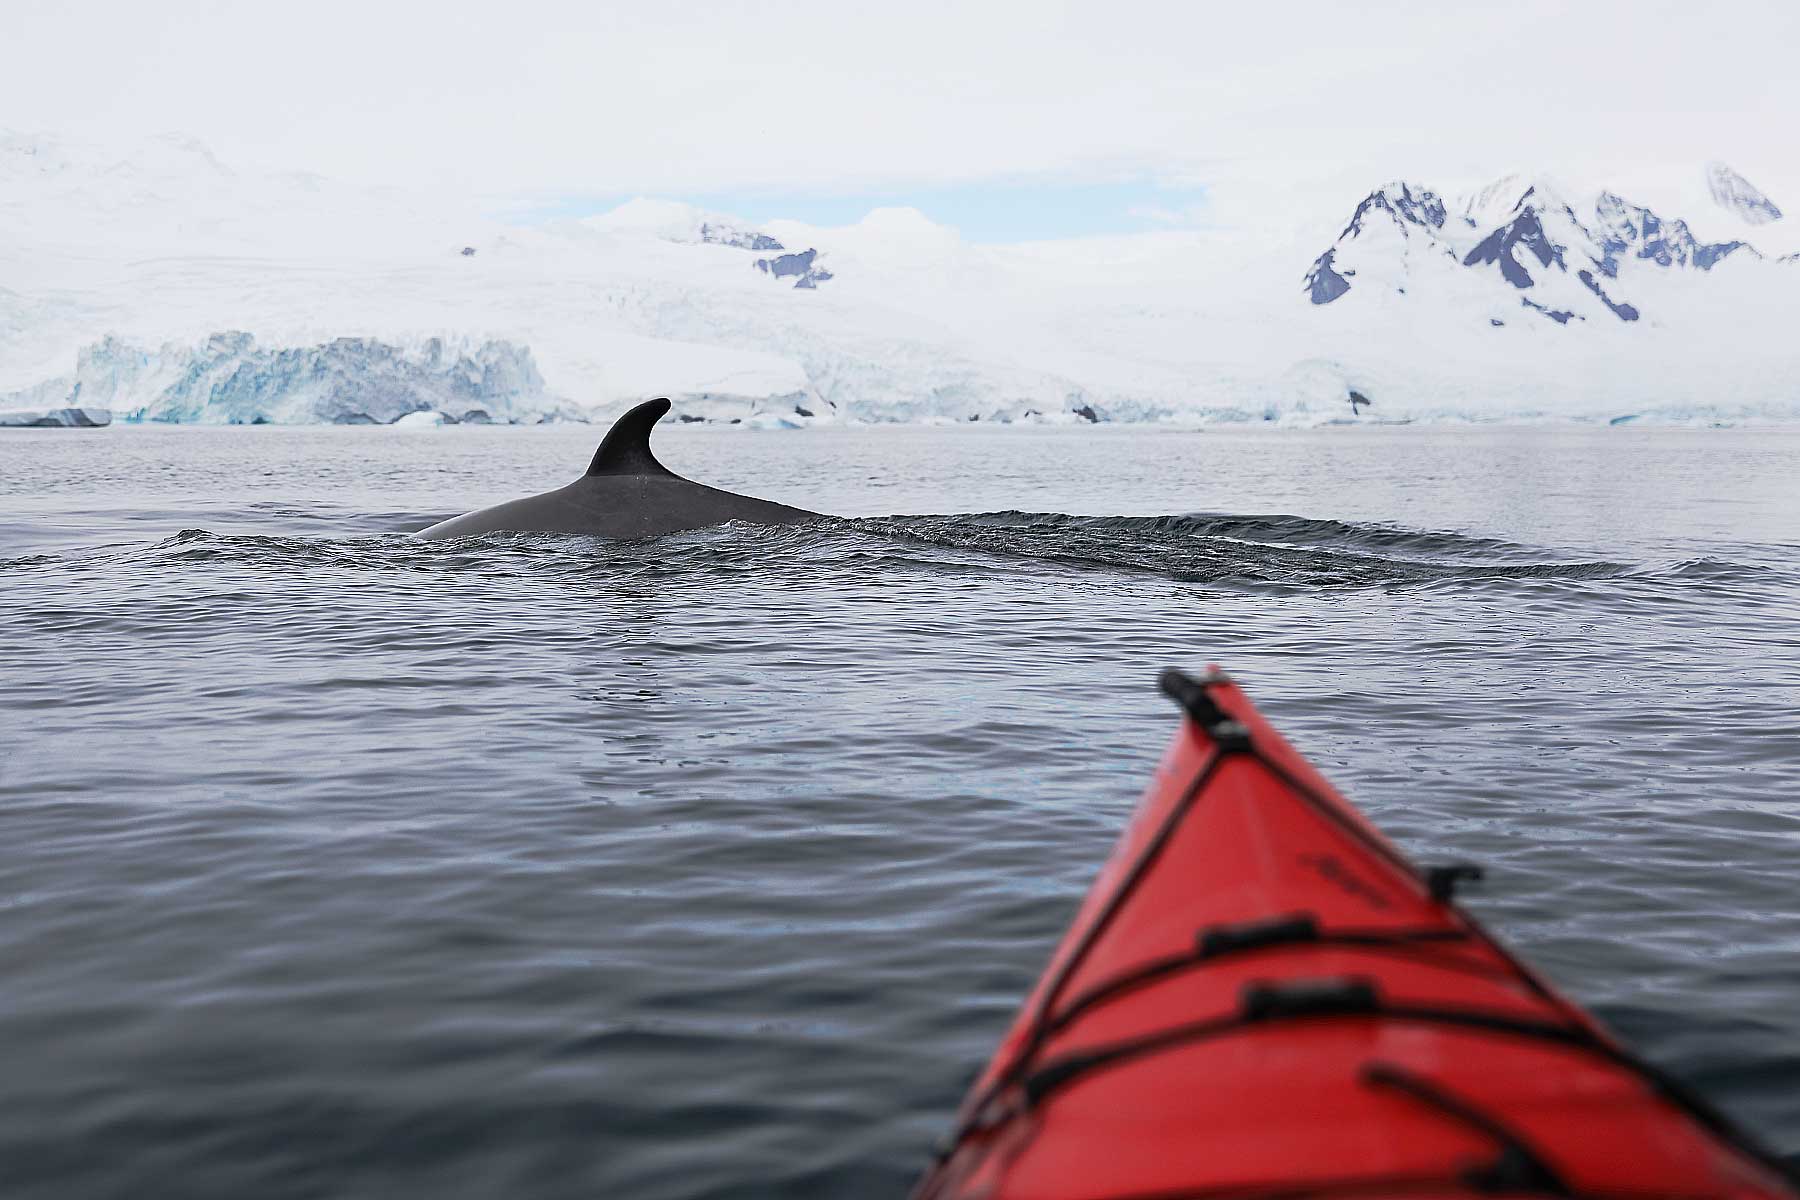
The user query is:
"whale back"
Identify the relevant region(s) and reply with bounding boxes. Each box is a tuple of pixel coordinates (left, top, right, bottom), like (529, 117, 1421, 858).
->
(586, 398, 678, 478)
(415, 395, 821, 539)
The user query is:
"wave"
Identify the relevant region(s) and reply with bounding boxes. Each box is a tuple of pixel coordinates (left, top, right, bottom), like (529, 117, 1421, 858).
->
(853, 512, 1627, 591)
(24, 510, 1635, 596)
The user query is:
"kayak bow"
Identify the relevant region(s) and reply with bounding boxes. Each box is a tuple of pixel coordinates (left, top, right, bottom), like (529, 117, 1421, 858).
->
(914, 669, 1797, 1200)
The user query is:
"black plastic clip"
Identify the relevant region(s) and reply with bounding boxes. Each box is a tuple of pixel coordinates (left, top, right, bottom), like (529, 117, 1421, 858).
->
(1425, 862, 1485, 904)
(1197, 913, 1319, 959)
(1159, 668, 1252, 752)
(1241, 976, 1379, 1021)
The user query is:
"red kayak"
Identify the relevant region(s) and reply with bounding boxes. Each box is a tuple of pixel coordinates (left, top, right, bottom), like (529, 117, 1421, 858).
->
(915, 669, 1797, 1200)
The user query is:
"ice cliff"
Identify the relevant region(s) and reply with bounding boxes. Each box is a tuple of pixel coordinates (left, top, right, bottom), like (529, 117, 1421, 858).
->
(4, 333, 572, 425)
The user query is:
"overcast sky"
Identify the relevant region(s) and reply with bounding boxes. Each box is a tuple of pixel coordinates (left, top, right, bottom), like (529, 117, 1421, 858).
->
(6, 0, 1797, 236)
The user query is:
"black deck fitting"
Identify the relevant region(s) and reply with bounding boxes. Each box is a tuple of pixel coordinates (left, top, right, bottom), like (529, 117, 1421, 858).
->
(1242, 976, 1380, 1021)
(1159, 668, 1252, 751)
(1198, 913, 1320, 958)
(1426, 863, 1486, 904)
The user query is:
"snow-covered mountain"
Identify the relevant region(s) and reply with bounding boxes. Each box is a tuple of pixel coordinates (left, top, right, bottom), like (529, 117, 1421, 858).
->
(1304, 176, 1775, 327)
(577, 198, 833, 288)
(3, 130, 1799, 427)
(1707, 162, 1783, 226)
(579, 198, 792, 256)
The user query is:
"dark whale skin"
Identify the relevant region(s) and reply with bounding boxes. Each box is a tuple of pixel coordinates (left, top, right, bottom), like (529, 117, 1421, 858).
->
(415, 398, 820, 540)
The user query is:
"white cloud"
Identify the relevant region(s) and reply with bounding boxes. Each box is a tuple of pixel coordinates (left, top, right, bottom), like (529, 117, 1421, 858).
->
(1125, 201, 1208, 228)
(4, 0, 1797, 213)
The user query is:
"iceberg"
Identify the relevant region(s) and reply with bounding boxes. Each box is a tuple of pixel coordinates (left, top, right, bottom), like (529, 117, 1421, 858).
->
(0, 406, 111, 427)
(390, 409, 450, 428)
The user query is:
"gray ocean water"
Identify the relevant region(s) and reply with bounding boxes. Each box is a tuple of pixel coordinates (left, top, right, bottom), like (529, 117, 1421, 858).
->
(2, 423, 1798, 1199)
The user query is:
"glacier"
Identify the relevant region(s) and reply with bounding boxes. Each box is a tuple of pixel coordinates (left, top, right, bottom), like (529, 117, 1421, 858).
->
(2, 131, 1799, 428)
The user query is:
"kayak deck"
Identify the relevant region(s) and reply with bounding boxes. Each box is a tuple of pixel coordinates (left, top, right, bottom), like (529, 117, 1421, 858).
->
(915, 669, 1797, 1200)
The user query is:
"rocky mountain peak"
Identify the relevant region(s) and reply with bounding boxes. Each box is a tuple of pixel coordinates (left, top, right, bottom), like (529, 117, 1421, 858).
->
(1304, 170, 1783, 326)
(1593, 191, 1751, 275)
(1706, 162, 1783, 225)
(1343, 181, 1447, 237)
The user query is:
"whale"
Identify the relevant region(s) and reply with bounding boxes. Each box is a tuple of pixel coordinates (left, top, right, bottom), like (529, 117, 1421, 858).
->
(415, 398, 821, 539)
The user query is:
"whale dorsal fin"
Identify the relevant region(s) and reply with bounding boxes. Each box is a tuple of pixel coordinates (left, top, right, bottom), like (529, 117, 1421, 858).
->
(586, 397, 678, 478)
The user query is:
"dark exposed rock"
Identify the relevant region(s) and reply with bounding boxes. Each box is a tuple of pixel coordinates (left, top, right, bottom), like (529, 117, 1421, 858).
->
(1347, 390, 1372, 414)
(1522, 298, 1578, 325)
(756, 249, 815, 277)
(1464, 206, 1563, 288)
(1073, 403, 1099, 423)
(460, 246, 477, 256)
(1304, 249, 1353, 304)
(1576, 269, 1639, 321)
(754, 247, 832, 288)
(1693, 241, 1749, 270)
(701, 222, 783, 251)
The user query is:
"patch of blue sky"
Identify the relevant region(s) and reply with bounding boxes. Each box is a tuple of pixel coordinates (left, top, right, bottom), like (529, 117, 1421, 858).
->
(504, 177, 1209, 242)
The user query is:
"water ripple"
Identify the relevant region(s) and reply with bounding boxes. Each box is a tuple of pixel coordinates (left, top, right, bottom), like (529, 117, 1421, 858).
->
(3, 426, 1798, 1197)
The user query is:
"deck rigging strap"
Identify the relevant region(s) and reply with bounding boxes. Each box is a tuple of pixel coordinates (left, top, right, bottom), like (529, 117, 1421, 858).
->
(923, 672, 1800, 1194)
